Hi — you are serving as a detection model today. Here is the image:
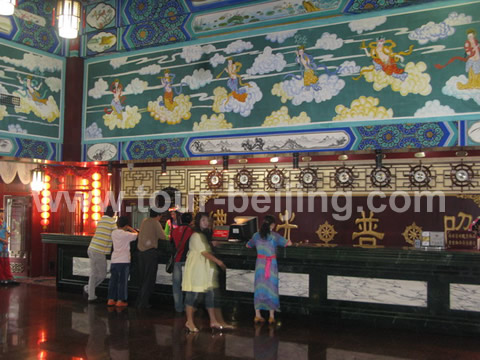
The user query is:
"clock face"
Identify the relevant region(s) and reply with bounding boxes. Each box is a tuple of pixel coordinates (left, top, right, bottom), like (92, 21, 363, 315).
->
(334, 166, 355, 189)
(303, 172, 314, 184)
(207, 169, 223, 190)
(239, 174, 249, 184)
(456, 169, 469, 182)
(338, 171, 350, 183)
(265, 167, 285, 190)
(370, 166, 392, 188)
(271, 174, 281, 184)
(414, 170, 426, 182)
(375, 170, 387, 182)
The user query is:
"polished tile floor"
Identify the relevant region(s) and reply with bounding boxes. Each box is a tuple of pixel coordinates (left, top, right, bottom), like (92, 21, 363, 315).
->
(1, 283, 480, 359)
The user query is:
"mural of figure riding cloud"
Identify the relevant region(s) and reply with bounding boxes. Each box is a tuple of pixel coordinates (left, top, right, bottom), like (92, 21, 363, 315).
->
(354, 37, 431, 96)
(212, 57, 262, 117)
(13, 74, 60, 123)
(147, 69, 192, 125)
(436, 29, 480, 90)
(272, 40, 345, 106)
(101, 78, 141, 130)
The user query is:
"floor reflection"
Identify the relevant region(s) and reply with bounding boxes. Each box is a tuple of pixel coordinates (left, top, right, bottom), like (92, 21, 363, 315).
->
(1, 284, 480, 359)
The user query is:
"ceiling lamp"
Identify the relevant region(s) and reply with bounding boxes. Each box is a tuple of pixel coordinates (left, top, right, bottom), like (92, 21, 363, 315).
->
(56, 0, 82, 39)
(0, 0, 16, 16)
(31, 166, 45, 192)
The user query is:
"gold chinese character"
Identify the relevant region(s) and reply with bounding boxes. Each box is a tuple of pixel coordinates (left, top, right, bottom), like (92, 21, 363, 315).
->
(352, 211, 384, 248)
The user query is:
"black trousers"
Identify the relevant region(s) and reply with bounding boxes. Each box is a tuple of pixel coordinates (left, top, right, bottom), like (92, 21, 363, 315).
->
(135, 248, 158, 308)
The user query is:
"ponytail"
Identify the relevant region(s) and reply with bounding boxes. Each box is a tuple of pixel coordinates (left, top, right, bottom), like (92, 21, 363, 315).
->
(259, 215, 276, 240)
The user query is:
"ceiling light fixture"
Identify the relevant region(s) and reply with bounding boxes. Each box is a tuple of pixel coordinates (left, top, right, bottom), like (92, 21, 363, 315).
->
(55, 0, 82, 39)
(0, 0, 16, 16)
(107, 162, 113, 176)
(31, 165, 45, 192)
(270, 157, 279, 163)
(209, 159, 218, 165)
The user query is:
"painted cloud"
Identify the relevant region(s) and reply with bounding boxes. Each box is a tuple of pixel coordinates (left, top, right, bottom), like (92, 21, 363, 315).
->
(315, 32, 343, 50)
(349, 16, 386, 34)
(181, 44, 217, 63)
(182, 69, 213, 90)
(414, 100, 455, 116)
(88, 78, 109, 99)
(85, 122, 103, 139)
(210, 53, 226, 68)
(225, 40, 253, 54)
(409, 12, 471, 45)
(246, 47, 287, 75)
(266, 30, 297, 44)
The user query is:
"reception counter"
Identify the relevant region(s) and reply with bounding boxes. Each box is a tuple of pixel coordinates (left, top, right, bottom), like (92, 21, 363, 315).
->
(42, 233, 480, 334)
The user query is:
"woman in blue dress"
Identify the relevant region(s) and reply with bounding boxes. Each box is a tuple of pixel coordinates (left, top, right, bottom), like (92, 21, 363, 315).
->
(246, 215, 292, 324)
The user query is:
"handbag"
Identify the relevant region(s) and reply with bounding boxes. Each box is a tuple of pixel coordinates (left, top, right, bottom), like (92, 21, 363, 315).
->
(166, 227, 188, 274)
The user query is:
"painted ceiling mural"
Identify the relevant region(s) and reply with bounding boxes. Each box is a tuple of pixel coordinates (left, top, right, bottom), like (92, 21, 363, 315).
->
(83, 0, 479, 158)
(0, 39, 65, 160)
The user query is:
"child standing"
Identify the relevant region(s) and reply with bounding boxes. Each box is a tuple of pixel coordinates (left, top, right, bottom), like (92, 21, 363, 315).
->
(246, 215, 292, 324)
(107, 216, 138, 307)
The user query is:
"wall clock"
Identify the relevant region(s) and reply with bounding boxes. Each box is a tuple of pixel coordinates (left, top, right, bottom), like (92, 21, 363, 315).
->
(334, 166, 355, 189)
(206, 169, 223, 190)
(450, 163, 474, 188)
(370, 166, 392, 188)
(234, 167, 253, 190)
(409, 164, 432, 188)
(265, 166, 285, 190)
(298, 166, 318, 190)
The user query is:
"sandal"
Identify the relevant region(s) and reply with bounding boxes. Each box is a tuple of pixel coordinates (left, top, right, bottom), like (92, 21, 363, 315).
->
(254, 316, 265, 323)
(268, 317, 276, 325)
(185, 322, 199, 333)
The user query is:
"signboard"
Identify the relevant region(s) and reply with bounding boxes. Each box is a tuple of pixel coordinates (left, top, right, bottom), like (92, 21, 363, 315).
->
(446, 231, 477, 250)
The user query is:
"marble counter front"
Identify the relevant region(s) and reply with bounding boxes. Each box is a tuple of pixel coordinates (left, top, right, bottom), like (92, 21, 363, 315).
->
(42, 234, 480, 335)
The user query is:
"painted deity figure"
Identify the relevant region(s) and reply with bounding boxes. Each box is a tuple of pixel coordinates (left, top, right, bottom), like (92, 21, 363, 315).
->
(458, 29, 480, 90)
(435, 29, 480, 90)
(217, 57, 250, 103)
(158, 70, 177, 111)
(295, 45, 319, 87)
(359, 38, 414, 81)
(110, 79, 125, 114)
(17, 75, 47, 104)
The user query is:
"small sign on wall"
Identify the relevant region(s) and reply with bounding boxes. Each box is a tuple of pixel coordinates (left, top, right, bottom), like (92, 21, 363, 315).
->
(446, 231, 477, 250)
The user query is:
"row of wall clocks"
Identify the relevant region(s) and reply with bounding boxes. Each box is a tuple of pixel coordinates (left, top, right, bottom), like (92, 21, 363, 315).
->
(205, 162, 476, 191)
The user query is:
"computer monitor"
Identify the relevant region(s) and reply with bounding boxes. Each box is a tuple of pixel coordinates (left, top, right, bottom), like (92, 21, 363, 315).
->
(228, 216, 258, 242)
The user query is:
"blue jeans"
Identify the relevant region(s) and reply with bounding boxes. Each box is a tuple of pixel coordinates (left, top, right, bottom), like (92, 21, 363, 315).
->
(108, 263, 130, 301)
(184, 289, 215, 309)
(172, 262, 185, 312)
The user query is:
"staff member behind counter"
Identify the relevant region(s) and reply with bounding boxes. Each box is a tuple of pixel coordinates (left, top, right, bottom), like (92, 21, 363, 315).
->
(135, 208, 166, 309)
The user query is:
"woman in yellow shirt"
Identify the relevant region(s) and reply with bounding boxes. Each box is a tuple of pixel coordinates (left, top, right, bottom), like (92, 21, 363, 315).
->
(182, 212, 227, 332)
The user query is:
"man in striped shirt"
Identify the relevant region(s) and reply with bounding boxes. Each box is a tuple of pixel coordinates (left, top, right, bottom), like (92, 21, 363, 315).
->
(84, 205, 117, 302)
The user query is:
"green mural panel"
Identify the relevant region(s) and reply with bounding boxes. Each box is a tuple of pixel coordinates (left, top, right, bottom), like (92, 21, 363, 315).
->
(83, 1, 480, 144)
(0, 38, 65, 143)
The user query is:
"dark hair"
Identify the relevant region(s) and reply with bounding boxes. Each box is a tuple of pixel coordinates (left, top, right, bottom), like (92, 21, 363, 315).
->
(149, 208, 160, 218)
(194, 212, 212, 240)
(181, 212, 193, 225)
(105, 205, 114, 217)
(259, 215, 276, 240)
(117, 216, 129, 228)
